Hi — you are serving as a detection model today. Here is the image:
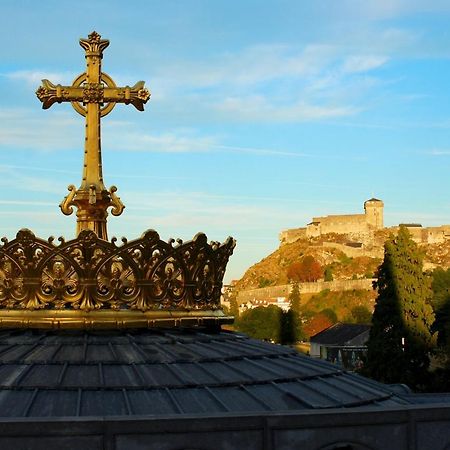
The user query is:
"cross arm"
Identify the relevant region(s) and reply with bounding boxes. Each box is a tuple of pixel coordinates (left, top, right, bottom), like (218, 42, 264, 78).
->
(104, 81, 151, 111)
(36, 79, 151, 111)
(36, 80, 79, 109)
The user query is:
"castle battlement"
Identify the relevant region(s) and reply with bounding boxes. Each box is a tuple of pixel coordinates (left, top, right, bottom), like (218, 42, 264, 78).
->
(279, 198, 450, 248)
(280, 198, 384, 244)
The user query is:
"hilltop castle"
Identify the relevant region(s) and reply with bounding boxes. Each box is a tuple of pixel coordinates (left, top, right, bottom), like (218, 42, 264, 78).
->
(280, 198, 450, 246)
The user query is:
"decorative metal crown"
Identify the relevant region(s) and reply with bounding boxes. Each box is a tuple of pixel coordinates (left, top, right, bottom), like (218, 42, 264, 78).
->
(0, 229, 235, 329)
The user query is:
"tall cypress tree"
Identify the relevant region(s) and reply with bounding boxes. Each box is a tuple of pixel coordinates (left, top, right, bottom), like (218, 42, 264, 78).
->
(288, 282, 301, 315)
(364, 226, 435, 388)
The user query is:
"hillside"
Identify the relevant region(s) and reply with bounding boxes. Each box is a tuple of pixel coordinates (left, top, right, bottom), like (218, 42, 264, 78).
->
(234, 229, 450, 292)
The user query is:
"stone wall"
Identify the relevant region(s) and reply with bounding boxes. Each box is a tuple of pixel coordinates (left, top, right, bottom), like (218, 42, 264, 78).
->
(4, 402, 450, 450)
(280, 199, 384, 245)
(308, 213, 367, 238)
(279, 227, 307, 245)
(322, 241, 384, 259)
(237, 279, 374, 304)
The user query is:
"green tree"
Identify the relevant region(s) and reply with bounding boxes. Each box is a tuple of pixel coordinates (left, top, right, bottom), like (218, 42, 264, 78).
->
(287, 282, 304, 342)
(324, 266, 334, 282)
(288, 282, 301, 314)
(229, 295, 239, 319)
(280, 310, 301, 344)
(236, 305, 301, 344)
(431, 267, 450, 347)
(236, 305, 283, 342)
(364, 227, 436, 388)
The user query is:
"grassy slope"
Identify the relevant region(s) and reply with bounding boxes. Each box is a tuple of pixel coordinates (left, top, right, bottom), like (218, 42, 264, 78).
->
(235, 229, 450, 292)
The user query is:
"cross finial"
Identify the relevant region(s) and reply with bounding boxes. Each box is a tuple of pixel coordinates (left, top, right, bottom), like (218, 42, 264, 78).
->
(79, 31, 109, 56)
(36, 32, 151, 240)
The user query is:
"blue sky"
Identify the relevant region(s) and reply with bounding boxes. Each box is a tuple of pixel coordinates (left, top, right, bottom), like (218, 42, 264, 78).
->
(1, 1, 450, 282)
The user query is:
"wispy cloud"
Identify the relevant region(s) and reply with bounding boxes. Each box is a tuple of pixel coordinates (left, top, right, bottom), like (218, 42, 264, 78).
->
(4, 38, 394, 126)
(425, 149, 450, 156)
(4, 70, 74, 86)
(0, 108, 79, 151)
(145, 42, 392, 123)
(214, 96, 359, 122)
(212, 145, 312, 157)
(0, 200, 55, 207)
(103, 128, 217, 153)
(341, 55, 388, 74)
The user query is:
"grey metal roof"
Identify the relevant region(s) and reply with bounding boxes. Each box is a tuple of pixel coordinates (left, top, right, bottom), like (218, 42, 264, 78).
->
(0, 328, 411, 418)
(310, 323, 371, 345)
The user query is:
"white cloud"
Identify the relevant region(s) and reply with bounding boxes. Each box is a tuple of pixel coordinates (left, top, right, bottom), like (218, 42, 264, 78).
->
(341, 55, 388, 74)
(3, 37, 398, 127)
(5, 70, 74, 86)
(0, 108, 79, 151)
(0, 107, 327, 156)
(427, 149, 450, 156)
(215, 96, 359, 122)
(104, 129, 217, 153)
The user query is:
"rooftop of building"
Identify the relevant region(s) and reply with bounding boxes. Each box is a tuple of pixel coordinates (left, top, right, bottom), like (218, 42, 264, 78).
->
(0, 327, 413, 419)
(310, 323, 371, 346)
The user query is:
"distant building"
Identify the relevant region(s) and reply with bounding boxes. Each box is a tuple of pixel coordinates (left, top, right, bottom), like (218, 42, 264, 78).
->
(310, 322, 371, 370)
(237, 296, 289, 315)
(279, 197, 450, 247)
(280, 198, 384, 244)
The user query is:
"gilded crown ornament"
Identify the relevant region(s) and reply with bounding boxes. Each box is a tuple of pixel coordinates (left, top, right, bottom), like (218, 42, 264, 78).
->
(0, 32, 235, 329)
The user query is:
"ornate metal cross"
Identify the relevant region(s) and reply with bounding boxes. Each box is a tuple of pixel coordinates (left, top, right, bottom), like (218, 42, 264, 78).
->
(36, 31, 150, 240)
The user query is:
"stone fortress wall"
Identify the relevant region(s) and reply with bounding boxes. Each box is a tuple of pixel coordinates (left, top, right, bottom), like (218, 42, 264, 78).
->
(280, 197, 450, 248)
(280, 198, 384, 244)
(236, 279, 375, 304)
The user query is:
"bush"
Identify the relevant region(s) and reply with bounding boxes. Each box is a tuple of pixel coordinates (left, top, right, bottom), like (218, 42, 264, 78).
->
(258, 276, 272, 288)
(351, 305, 372, 324)
(324, 266, 334, 282)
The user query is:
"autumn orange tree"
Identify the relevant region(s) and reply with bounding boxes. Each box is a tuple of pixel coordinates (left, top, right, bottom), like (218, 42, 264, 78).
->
(287, 256, 322, 282)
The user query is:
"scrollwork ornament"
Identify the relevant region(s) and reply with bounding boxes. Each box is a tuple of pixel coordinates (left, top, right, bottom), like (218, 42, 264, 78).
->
(0, 229, 235, 317)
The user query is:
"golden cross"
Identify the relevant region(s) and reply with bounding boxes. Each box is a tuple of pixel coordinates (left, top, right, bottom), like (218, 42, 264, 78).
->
(36, 31, 150, 240)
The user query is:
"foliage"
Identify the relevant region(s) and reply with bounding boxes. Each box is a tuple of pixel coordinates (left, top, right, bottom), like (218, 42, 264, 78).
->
(288, 282, 301, 314)
(363, 227, 436, 388)
(287, 256, 322, 282)
(229, 295, 239, 318)
(258, 276, 273, 288)
(324, 266, 334, 281)
(280, 309, 302, 344)
(431, 267, 450, 347)
(235, 305, 300, 344)
(236, 305, 282, 342)
(300, 288, 375, 327)
(320, 308, 337, 324)
(338, 253, 353, 265)
(286, 262, 302, 282)
(351, 305, 372, 324)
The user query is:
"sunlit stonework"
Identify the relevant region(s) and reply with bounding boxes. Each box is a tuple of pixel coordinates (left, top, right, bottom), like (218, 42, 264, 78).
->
(0, 32, 234, 329)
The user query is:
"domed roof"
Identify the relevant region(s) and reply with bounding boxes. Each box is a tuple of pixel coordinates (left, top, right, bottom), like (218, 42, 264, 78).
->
(364, 197, 383, 204)
(0, 328, 412, 418)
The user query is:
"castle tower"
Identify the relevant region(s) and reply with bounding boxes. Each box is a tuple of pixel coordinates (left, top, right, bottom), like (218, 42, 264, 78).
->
(364, 198, 384, 229)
